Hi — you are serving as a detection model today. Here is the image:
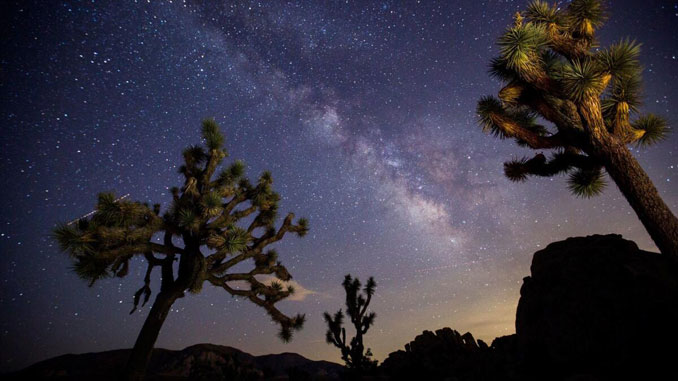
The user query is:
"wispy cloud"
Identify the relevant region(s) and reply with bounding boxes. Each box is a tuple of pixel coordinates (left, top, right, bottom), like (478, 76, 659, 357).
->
(227, 275, 318, 302)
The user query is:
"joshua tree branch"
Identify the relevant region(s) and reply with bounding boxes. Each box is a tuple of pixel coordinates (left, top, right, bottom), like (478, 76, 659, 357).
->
(250, 213, 306, 251)
(201, 149, 223, 187)
(504, 149, 599, 181)
(488, 110, 564, 149)
(207, 274, 300, 330)
(148, 242, 184, 256)
(130, 253, 158, 314)
(546, 26, 592, 60)
(233, 205, 257, 222)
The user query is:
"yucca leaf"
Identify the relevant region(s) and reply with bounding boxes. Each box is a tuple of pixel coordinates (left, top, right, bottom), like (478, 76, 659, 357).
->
(53, 224, 95, 256)
(259, 171, 273, 185)
(568, 168, 607, 198)
(72, 254, 112, 286)
(183, 145, 207, 165)
(53, 224, 81, 252)
(201, 118, 224, 150)
(526, 0, 562, 25)
(229, 160, 245, 178)
(177, 208, 197, 230)
(216, 160, 246, 187)
(96, 192, 123, 226)
(498, 22, 548, 70)
(566, 0, 606, 37)
(296, 217, 309, 237)
(278, 326, 293, 343)
(597, 39, 641, 79)
(632, 114, 670, 147)
(223, 226, 248, 253)
(489, 57, 517, 82)
(201, 191, 223, 217)
(541, 50, 564, 77)
(238, 178, 252, 191)
(477, 96, 509, 138)
(364, 277, 376, 296)
(602, 70, 642, 119)
(504, 158, 530, 182)
(255, 249, 278, 267)
(292, 314, 305, 329)
(558, 59, 606, 101)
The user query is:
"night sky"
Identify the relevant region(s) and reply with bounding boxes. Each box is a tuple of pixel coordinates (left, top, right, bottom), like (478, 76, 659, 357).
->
(1, 0, 677, 372)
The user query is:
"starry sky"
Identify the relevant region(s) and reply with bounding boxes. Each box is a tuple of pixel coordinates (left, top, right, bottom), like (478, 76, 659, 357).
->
(1, 0, 677, 373)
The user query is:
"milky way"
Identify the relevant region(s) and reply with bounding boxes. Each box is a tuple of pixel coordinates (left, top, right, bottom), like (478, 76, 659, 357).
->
(1, 0, 677, 371)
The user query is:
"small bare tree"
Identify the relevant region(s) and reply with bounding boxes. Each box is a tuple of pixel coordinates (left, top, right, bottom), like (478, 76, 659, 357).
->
(324, 275, 378, 375)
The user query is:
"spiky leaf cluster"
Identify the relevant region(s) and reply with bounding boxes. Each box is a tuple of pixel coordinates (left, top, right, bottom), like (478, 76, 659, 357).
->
(477, 0, 670, 199)
(633, 114, 670, 147)
(498, 21, 548, 71)
(53, 195, 162, 286)
(526, 1, 562, 25)
(54, 118, 309, 341)
(565, 0, 606, 38)
(568, 168, 607, 198)
(558, 58, 607, 102)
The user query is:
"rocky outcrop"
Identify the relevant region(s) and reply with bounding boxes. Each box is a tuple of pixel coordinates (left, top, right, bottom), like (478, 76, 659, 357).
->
(381, 234, 678, 380)
(516, 234, 678, 380)
(379, 328, 520, 380)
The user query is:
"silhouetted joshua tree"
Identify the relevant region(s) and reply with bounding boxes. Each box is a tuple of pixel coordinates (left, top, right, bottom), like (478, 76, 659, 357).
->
(477, 0, 678, 259)
(53, 119, 308, 380)
(324, 275, 378, 375)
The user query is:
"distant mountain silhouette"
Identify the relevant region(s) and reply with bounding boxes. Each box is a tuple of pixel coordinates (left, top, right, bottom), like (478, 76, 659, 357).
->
(6, 343, 343, 380)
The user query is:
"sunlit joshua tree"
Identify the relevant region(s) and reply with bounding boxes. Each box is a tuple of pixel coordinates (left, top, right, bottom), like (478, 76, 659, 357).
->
(324, 275, 378, 375)
(477, 0, 677, 259)
(53, 119, 309, 380)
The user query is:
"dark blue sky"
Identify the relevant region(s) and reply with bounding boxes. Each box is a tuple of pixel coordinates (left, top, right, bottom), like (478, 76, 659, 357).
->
(1, 0, 677, 372)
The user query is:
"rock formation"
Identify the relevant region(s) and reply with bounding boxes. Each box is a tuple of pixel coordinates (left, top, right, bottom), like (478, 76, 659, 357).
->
(381, 234, 678, 380)
(516, 234, 678, 379)
(380, 328, 520, 380)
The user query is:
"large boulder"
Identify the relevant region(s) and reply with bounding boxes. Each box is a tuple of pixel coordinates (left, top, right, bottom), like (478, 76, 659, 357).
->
(516, 234, 678, 379)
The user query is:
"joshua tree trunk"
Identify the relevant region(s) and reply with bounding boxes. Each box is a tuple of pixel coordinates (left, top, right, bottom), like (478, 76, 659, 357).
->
(588, 133, 678, 261)
(577, 98, 678, 261)
(123, 290, 181, 381)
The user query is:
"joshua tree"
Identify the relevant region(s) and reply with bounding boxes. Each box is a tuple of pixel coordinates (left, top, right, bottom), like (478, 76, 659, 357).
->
(477, 0, 678, 259)
(53, 119, 309, 380)
(324, 275, 378, 375)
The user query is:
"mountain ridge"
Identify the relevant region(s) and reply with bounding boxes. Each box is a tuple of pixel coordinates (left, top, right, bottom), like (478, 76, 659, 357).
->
(5, 343, 343, 380)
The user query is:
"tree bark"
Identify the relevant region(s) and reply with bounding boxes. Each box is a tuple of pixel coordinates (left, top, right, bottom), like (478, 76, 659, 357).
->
(578, 97, 678, 261)
(123, 290, 180, 381)
(588, 132, 678, 261)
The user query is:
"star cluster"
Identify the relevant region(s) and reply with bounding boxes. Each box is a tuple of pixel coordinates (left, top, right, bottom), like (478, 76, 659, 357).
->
(1, 0, 676, 372)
